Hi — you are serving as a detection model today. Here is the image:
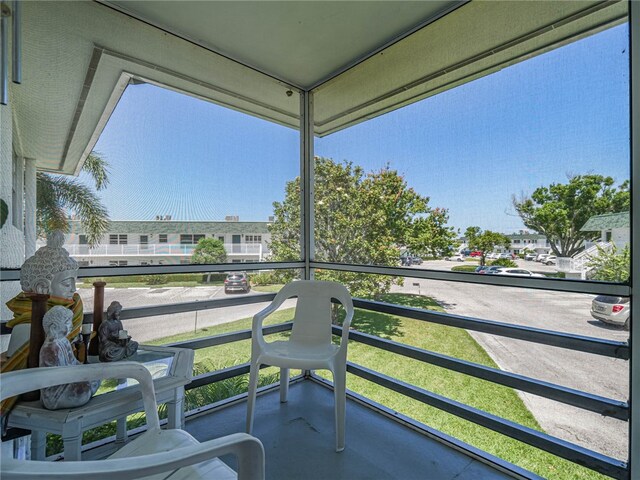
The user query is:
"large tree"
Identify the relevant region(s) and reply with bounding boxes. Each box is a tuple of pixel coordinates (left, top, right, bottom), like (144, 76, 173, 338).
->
(464, 226, 511, 266)
(513, 175, 629, 257)
(269, 157, 456, 299)
(37, 152, 111, 246)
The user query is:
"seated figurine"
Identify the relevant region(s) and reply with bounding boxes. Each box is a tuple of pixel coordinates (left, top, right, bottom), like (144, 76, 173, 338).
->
(39, 306, 100, 410)
(98, 301, 138, 362)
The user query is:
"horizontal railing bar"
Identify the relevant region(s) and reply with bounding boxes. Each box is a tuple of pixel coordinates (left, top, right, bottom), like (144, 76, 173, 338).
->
(347, 363, 628, 480)
(311, 261, 631, 297)
(186, 360, 303, 391)
(83, 293, 277, 323)
(167, 322, 293, 350)
(0, 261, 305, 281)
(352, 298, 629, 360)
(334, 326, 628, 420)
(188, 363, 250, 389)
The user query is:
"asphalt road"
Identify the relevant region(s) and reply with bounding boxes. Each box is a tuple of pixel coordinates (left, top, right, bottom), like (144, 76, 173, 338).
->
(78, 259, 629, 459)
(78, 286, 292, 343)
(395, 261, 629, 460)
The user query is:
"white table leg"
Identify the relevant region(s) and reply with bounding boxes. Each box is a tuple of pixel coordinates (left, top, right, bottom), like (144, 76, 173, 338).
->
(116, 416, 128, 444)
(30, 431, 46, 460)
(61, 422, 82, 461)
(166, 386, 185, 429)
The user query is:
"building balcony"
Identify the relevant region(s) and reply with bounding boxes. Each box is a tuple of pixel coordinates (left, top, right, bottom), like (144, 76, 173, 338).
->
(62, 243, 266, 258)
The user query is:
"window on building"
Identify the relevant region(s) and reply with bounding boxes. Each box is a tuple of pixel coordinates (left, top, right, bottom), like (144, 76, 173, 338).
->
(180, 234, 205, 244)
(77, 261, 90, 267)
(218, 236, 225, 243)
(109, 260, 128, 266)
(513, 240, 520, 244)
(606, 231, 613, 242)
(245, 235, 262, 243)
(79, 235, 88, 245)
(140, 261, 149, 266)
(140, 235, 148, 245)
(159, 234, 168, 243)
(109, 234, 128, 245)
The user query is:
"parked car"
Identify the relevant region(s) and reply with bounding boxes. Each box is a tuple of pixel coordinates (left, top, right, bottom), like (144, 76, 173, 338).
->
(543, 255, 557, 266)
(590, 296, 630, 330)
(524, 253, 537, 261)
(535, 253, 551, 262)
(411, 256, 423, 265)
(481, 266, 503, 274)
(446, 254, 465, 262)
(224, 272, 251, 293)
(493, 268, 545, 277)
(497, 253, 513, 260)
(469, 251, 483, 257)
(475, 266, 490, 273)
(485, 252, 497, 260)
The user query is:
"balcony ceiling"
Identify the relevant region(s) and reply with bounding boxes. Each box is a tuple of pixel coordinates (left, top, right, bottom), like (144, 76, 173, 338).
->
(102, 1, 462, 89)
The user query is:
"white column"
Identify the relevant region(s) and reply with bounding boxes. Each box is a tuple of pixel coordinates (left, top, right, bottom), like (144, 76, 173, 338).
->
(24, 157, 36, 258)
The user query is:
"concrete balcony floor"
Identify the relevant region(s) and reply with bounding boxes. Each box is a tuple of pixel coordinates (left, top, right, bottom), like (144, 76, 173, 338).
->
(181, 379, 523, 480)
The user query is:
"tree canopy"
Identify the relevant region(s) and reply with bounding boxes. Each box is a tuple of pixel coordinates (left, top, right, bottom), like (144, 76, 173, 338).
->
(269, 157, 456, 298)
(37, 152, 111, 246)
(191, 238, 227, 264)
(464, 226, 511, 266)
(513, 175, 629, 257)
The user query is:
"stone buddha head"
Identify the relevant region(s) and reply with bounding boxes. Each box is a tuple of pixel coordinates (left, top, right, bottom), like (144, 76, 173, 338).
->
(20, 231, 78, 299)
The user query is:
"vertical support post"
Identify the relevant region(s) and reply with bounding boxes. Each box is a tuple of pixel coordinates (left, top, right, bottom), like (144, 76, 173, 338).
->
(629, 2, 639, 479)
(22, 293, 48, 401)
(88, 281, 106, 357)
(0, 2, 9, 105)
(11, 0, 19, 84)
(24, 157, 36, 258)
(300, 91, 314, 280)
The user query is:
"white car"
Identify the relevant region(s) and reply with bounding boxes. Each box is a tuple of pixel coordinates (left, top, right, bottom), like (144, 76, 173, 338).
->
(445, 254, 465, 262)
(494, 268, 545, 277)
(591, 296, 630, 330)
(486, 252, 498, 259)
(497, 253, 513, 259)
(524, 253, 537, 261)
(543, 255, 557, 265)
(535, 253, 551, 262)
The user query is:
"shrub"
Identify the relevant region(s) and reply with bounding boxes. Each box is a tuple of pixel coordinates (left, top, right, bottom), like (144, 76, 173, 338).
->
(451, 265, 478, 272)
(145, 274, 168, 285)
(490, 258, 517, 268)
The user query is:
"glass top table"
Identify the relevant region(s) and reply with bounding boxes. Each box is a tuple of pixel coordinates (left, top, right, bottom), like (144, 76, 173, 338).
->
(7, 345, 194, 461)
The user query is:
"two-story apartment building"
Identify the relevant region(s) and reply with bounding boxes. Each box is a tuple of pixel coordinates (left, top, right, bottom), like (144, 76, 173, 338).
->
(62, 219, 271, 267)
(506, 231, 551, 255)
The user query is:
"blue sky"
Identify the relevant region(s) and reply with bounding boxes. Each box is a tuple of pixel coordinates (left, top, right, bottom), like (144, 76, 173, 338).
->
(85, 23, 629, 234)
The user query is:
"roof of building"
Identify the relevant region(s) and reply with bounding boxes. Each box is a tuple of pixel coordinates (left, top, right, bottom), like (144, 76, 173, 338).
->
(506, 233, 546, 240)
(68, 220, 271, 235)
(580, 212, 630, 232)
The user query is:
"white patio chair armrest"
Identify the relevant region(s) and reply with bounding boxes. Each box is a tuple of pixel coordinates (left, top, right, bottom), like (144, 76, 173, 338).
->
(1, 433, 265, 480)
(251, 291, 292, 343)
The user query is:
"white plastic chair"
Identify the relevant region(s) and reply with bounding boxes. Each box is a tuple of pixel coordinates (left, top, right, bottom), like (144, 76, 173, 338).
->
(246, 280, 353, 452)
(1, 362, 265, 480)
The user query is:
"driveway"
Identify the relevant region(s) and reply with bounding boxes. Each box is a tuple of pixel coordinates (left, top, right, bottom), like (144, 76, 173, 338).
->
(392, 262, 628, 460)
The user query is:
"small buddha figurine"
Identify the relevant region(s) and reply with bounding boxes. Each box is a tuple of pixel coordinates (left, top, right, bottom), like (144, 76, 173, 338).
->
(39, 306, 100, 410)
(98, 301, 138, 362)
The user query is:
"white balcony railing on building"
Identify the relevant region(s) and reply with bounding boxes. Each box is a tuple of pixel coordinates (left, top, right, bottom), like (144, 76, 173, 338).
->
(557, 241, 612, 278)
(63, 243, 265, 258)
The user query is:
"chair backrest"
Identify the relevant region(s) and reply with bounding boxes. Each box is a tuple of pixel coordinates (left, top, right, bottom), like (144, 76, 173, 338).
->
(1, 362, 160, 431)
(275, 281, 353, 346)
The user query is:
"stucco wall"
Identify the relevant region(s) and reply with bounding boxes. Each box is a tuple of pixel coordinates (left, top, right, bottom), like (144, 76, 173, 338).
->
(0, 101, 25, 322)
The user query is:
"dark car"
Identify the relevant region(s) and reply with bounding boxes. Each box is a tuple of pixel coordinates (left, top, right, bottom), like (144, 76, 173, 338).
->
(224, 272, 251, 294)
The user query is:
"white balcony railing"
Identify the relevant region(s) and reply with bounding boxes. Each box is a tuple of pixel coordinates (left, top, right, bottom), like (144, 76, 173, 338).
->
(63, 243, 265, 258)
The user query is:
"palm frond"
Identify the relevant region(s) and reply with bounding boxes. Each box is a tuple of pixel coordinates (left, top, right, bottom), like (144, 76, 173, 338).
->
(36, 173, 110, 246)
(81, 151, 110, 191)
